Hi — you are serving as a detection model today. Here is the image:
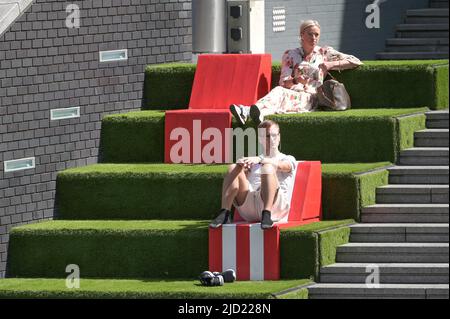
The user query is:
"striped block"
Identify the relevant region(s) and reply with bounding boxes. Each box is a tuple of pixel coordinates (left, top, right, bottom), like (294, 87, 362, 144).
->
(209, 222, 280, 280)
(209, 161, 322, 280)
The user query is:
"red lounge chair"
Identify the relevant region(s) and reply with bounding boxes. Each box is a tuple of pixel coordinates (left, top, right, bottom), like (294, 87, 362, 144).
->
(164, 54, 272, 163)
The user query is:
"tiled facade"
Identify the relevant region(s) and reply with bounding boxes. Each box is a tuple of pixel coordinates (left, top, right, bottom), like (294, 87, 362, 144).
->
(0, 0, 192, 278)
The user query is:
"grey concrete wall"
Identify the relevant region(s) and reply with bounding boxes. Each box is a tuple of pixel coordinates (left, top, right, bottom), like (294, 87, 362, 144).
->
(0, 0, 192, 278)
(265, 0, 430, 61)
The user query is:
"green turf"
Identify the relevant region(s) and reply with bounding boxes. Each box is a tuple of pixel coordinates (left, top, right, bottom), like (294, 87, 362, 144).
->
(276, 60, 448, 110)
(318, 227, 352, 268)
(15, 219, 353, 234)
(397, 113, 428, 151)
(0, 278, 311, 299)
(55, 163, 390, 220)
(143, 60, 448, 110)
(10, 220, 210, 233)
(280, 221, 353, 280)
(322, 168, 389, 220)
(321, 163, 391, 175)
(273, 287, 309, 299)
(435, 65, 449, 109)
(7, 220, 354, 280)
(8, 220, 209, 279)
(143, 63, 196, 110)
(100, 108, 427, 163)
(100, 110, 165, 163)
(267, 111, 426, 163)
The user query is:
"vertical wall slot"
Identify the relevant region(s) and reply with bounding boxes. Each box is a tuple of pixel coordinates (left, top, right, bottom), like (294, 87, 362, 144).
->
(272, 7, 286, 32)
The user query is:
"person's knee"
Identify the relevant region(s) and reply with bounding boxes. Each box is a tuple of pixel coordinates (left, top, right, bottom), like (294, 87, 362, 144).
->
(227, 164, 238, 173)
(273, 86, 286, 93)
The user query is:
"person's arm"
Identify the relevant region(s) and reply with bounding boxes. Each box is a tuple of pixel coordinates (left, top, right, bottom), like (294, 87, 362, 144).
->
(323, 59, 361, 71)
(319, 46, 363, 74)
(238, 156, 293, 173)
(279, 50, 295, 88)
(237, 156, 260, 170)
(260, 157, 293, 173)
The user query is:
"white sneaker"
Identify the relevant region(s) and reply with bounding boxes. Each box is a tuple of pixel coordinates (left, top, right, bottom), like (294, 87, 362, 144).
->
(229, 104, 248, 126)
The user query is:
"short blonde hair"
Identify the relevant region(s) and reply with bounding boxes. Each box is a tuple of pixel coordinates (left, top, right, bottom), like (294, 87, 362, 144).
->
(258, 120, 279, 132)
(300, 20, 321, 34)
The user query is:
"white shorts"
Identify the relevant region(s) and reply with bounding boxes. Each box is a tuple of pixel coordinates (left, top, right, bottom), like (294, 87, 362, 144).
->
(234, 189, 290, 223)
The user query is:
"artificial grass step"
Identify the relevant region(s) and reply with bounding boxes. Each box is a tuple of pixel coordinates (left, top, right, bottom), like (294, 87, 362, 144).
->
(0, 278, 311, 299)
(100, 108, 427, 164)
(6, 220, 354, 280)
(56, 163, 390, 221)
(143, 60, 448, 111)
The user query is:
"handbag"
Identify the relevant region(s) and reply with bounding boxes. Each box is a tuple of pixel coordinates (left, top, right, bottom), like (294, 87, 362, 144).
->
(316, 74, 351, 111)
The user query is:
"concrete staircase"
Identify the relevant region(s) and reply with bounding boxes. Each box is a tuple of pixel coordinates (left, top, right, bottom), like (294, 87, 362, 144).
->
(308, 110, 449, 299)
(377, 0, 449, 60)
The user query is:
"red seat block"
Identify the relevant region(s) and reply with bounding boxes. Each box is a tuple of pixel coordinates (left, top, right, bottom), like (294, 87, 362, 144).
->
(209, 161, 322, 280)
(189, 54, 272, 110)
(164, 109, 232, 164)
(164, 54, 272, 164)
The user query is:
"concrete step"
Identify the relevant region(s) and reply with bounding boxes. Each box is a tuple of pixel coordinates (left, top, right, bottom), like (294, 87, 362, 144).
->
(385, 37, 449, 53)
(308, 283, 449, 299)
(405, 8, 449, 24)
(385, 44, 449, 52)
(431, 0, 449, 8)
(336, 243, 449, 263)
(376, 52, 449, 59)
(427, 120, 449, 129)
(319, 263, 449, 284)
(387, 38, 449, 45)
(397, 30, 449, 38)
(399, 147, 449, 166)
(395, 23, 449, 38)
(405, 17, 449, 24)
(376, 185, 449, 204)
(388, 166, 449, 184)
(396, 23, 449, 31)
(426, 111, 449, 129)
(406, 8, 449, 17)
(350, 223, 449, 242)
(415, 129, 449, 147)
(361, 204, 449, 223)
(427, 110, 449, 120)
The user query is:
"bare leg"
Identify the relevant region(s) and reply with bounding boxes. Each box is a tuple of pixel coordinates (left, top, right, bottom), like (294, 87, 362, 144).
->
(221, 164, 249, 210)
(260, 163, 279, 211)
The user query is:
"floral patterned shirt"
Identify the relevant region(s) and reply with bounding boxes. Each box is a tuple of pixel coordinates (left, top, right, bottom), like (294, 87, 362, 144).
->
(279, 46, 363, 94)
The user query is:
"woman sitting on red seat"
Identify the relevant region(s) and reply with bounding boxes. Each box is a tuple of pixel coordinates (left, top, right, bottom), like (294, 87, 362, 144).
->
(230, 20, 363, 125)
